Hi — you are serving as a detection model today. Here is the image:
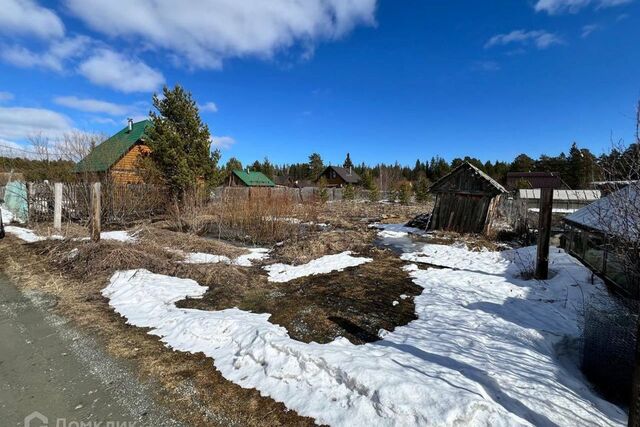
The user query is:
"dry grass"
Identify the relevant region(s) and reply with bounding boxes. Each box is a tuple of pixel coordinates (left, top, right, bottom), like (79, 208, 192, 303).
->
(0, 237, 316, 427)
(0, 199, 440, 425)
(169, 189, 321, 245)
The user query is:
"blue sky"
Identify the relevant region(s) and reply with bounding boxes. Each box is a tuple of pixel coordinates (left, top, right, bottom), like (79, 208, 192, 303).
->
(0, 0, 638, 167)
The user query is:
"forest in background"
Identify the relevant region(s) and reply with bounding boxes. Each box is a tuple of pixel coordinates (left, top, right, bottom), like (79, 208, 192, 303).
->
(1, 140, 638, 191)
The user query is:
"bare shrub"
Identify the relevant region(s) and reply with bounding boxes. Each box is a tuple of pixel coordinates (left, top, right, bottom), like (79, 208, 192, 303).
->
(202, 189, 319, 244)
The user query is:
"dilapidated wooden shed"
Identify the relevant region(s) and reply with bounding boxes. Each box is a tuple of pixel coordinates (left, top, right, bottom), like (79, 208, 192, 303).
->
(428, 162, 507, 234)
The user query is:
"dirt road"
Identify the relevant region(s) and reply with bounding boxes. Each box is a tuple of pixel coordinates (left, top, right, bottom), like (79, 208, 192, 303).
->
(0, 273, 181, 427)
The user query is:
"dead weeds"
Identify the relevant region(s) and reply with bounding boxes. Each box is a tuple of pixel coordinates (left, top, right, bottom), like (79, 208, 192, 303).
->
(0, 238, 316, 427)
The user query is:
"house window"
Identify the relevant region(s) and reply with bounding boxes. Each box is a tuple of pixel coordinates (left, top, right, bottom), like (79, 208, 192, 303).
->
(331, 171, 337, 179)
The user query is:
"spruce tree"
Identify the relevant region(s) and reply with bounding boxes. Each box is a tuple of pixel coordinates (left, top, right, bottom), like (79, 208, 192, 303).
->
(309, 153, 324, 180)
(343, 153, 354, 170)
(147, 85, 220, 198)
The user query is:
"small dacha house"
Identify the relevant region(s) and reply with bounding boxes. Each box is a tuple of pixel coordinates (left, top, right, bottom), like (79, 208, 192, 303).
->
(428, 162, 507, 234)
(316, 166, 361, 188)
(74, 119, 151, 184)
(228, 170, 275, 187)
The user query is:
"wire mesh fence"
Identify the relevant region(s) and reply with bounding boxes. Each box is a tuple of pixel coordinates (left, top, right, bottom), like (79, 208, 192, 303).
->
(582, 293, 638, 405)
(3, 181, 170, 226)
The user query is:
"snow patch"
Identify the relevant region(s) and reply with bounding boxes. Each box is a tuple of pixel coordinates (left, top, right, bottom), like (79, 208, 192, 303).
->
(1, 205, 16, 224)
(101, 230, 139, 242)
(370, 222, 428, 237)
(103, 245, 625, 426)
(4, 226, 45, 243)
(169, 247, 270, 266)
(264, 251, 372, 283)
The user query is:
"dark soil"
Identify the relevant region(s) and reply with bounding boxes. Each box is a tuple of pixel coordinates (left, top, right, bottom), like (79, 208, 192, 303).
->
(177, 248, 423, 345)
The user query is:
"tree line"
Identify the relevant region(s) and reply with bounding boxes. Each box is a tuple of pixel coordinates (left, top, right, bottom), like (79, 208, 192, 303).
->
(224, 140, 635, 191)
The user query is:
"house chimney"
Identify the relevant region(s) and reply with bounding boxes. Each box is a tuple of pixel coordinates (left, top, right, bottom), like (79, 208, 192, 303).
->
(127, 118, 133, 132)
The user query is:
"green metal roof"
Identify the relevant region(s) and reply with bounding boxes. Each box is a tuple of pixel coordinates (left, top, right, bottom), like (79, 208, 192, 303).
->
(232, 170, 275, 187)
(74, 120, 151, 173)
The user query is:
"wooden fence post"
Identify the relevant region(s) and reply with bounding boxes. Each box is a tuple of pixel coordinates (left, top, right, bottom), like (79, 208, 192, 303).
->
(90, 182, 101, 242)
(535, 188, 554, 280)
(53, 182, 63, 232)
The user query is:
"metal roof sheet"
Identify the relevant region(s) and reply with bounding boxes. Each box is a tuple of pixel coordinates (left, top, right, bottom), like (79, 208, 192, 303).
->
(74, 120, 151, 173)
(564, 184, 639, 240)
(232, 170, 275, 187)
(518, 189, 601, 201)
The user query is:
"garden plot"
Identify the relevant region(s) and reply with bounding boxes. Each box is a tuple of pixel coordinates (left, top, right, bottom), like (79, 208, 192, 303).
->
(103, 243, 625, 426)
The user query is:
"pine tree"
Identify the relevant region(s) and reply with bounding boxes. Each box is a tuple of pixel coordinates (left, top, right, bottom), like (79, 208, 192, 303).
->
(343, 153, 354, 170)
(396, 181, 412, 205)
(317, 176, 329, 203)
(343, 184, 355, 201)
(309, 153, 324, 180)
(147, 85, 220, 198)
(414, 176, 431, 203)
(261, 157, 275, 180)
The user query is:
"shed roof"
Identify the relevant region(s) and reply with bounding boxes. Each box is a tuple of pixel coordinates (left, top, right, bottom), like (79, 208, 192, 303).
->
(519, 189, 601, 201)
(506, 172, 565, 190)
(564, 184, 639, 241)
(74, 120, 151, 173)
(430, 162, 507, 195)
(232, 170, 275, 187)
(321, 166, 361, 184)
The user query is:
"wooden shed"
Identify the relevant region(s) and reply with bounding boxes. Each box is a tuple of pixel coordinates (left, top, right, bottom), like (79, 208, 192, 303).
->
(428, 162, 507, 234)
(74, 119, 151, 184)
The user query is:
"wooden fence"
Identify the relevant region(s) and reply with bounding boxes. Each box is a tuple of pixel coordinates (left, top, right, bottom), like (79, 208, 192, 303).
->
(211, 186, 396, 203)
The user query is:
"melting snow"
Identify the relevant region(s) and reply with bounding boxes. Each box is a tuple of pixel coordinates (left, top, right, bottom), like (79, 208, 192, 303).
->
(103, 244, 625, 426)
(370, 222, 429, 237)
(1, 205, 16, 224)
(3, 226, 45, 243)
(264, 251, 372, 283)
(170, 248, 270, 266)
(101, 230, 139, 242)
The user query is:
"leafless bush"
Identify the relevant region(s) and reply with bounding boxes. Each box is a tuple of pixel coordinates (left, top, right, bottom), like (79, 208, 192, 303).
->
(174, 189, 320, 244)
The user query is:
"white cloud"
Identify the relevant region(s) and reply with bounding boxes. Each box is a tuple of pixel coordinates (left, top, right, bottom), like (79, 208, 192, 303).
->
(0, 106, 73, 140)
(485, 30, 563, 50)
(581, 24, 601, 38)
(54, 96, 129, 116)
(0, 0, 65, 39)
(474, 60, 501, 71)
(64, 0, 377, 69)
(0, 92, 14, 102)
(78, 49, 165, 93)
(210, 135, 236, 149)
(1, 36, 91, 72)
(200, 102, 218, 113)
(534, 0, 632, 14)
